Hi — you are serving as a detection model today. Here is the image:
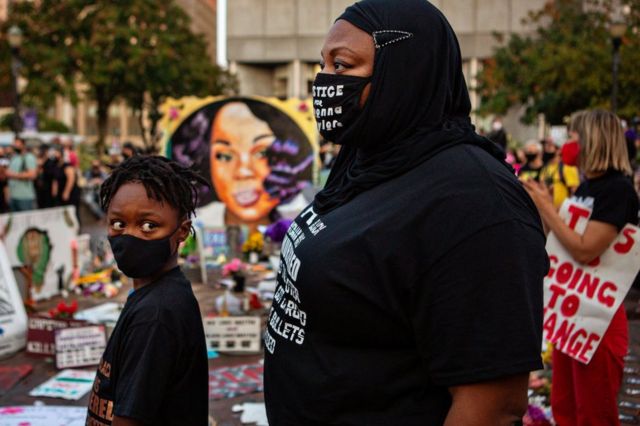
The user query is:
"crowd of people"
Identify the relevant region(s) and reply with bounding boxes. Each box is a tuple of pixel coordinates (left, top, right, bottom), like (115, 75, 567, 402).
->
(0, 137, 142, 223)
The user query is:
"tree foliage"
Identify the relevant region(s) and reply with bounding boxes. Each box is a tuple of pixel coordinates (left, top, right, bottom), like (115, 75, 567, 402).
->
(3, 0, 235, 150)
(476, 0, 640, 124)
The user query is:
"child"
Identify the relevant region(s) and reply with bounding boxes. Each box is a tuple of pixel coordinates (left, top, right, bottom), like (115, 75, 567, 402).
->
(86, 156, 209, 426)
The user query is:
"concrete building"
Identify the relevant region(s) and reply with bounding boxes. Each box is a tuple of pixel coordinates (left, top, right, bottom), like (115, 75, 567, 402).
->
(226, 0, 548, 139)
(177, 0, 217, 62)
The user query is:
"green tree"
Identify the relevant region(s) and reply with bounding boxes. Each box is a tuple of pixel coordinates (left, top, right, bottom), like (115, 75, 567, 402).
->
(476, 0, 640, 124)
(4, 0, 235, 150)
(120, 0, 236, 151)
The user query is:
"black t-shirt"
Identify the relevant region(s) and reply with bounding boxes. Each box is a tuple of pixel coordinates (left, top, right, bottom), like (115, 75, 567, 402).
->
(519, 163, 544, 182)
(54, 162, 80, 206)
(572, 170, 639, 229)
(264, 144, 549, 425)
(86, 267, 208, 426)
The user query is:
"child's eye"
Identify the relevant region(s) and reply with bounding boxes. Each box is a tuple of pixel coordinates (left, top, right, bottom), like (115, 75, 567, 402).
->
(141, 222, 157, 233)
(110, 220, 125, 231)
(215, 152, 234, 162)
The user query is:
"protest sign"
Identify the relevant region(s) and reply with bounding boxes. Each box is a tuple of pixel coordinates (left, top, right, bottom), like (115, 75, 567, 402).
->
(0, 405, 87, 426)
(0, 241, 28, 358)
(196, 226, 229, 284)
(544, 200, 640, 364)
(26, 315, 86, 357)
(29, 369, 95, 400)
(0, 206, 79, 301)
(55, 325, 107, 369)
(203, 316, 261, 353)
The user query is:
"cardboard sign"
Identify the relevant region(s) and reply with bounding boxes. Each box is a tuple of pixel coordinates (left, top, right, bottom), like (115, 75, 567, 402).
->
(55, 325, 107, 369)
(0, 206, 79, 301)
(26, 315, 86, 356)
(544, 200, 640, 364)
(0, 241, 28, 358)
(196, 226, 229, 284)
(29, 369, 95, 400)
(0, 405, 87, 426)
(203, 316, 261, 353)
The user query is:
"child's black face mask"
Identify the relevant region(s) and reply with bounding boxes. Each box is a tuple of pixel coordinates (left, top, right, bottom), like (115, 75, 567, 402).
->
(108, 225, 181, 278)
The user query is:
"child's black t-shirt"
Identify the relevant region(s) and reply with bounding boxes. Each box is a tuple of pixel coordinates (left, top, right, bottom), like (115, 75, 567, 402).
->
(86, 267, 208, 426)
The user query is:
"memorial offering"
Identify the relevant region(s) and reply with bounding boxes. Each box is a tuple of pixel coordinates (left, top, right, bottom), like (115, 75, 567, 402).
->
(29, 369, 95, 400)
(55, 325, 107, 369)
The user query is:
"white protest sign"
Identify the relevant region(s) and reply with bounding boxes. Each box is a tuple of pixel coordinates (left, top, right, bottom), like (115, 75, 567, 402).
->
(29, 369, 95, 400)
(543, 200, 640, 364)
(55, 325, 107, 369)
(0, 206, 78, 301)
(0, 241, 28, 358)
(0, 405, 87, 426)
(204, 316, 261, 353)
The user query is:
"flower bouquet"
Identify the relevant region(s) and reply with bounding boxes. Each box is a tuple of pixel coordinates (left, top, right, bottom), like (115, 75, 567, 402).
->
(242, 232, 264, 263)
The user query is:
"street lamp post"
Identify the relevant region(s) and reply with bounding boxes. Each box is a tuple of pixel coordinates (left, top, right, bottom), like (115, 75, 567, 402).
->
(7, 25, 23, 137)
(610, 20, 626, 115)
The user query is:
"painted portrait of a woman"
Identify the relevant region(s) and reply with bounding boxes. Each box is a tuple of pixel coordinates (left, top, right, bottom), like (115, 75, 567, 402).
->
(166, 97, 316, 231)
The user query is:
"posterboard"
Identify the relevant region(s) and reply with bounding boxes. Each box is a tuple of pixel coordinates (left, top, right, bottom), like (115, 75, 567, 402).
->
(0, 405, 87, 426)
(55, 325, 107, 369)
(0, 241, 28, 357)
(26, 316, 86, 357)
(29, 369, 95, 400)
(196, 226, 229, 284)
(203, 316, 261, 353)
(543, 200, 640, 364)
(0, 206, 79, 301)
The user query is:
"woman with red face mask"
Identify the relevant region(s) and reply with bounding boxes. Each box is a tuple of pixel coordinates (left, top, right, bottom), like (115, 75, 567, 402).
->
(525, 110, 639, 426)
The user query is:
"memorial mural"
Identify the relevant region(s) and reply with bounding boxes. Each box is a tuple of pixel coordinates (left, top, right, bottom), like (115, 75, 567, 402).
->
(160, 97, 318, 230)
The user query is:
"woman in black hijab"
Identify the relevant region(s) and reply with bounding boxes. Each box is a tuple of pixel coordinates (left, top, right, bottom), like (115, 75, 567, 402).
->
(263, 1, 549, 424)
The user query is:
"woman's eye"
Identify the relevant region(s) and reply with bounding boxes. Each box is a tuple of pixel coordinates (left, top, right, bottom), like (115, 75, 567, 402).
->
(254, 149, 268, 160)
(215, 152, 234, 162)
(141, 222, 157, 233)
(111, 221, 125, 231)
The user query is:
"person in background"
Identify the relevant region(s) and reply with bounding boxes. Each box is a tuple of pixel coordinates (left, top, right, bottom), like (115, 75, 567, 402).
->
(539, 140, 580, 209)
(35, 144, 59, 209)
(0, 147, 9, 213)
(625, 116, 638, 171)
(51, 146, 80, 222)
(83, 159, 108, 219)
(542, 138, 558, 166)
(518, 139, 545, 182)
(487, 117, 508, 151)
(6, 137, 38, 211)
(61, 137, 79, 167)
(524, 109, 638, 425)
(122, 142, 137, 160)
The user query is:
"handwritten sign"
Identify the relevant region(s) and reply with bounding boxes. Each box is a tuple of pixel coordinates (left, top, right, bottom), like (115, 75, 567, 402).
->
(544, 200, 640, 364)
(0, 405, 87, 426)
(26, 316, 86, 356)
(55, 325, 107, 369)
(196, 226, 229, 284)
(203, 316, 261, 353)
(0, 241, 28, 358)
(29, 369, 95, 400)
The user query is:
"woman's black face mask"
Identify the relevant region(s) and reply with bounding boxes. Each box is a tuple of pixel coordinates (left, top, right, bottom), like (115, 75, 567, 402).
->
(312, 73, 371, 145)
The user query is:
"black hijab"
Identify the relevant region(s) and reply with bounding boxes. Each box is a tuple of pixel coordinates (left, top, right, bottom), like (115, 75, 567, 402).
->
(313, 0, 507, 214)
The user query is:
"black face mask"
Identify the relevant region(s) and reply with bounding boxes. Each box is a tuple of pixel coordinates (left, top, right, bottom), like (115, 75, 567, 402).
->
(312, 72, 371, 145)
(108, 226, 181, 278)
(542, 151, 555, 163)
(525, 153, 539, 163)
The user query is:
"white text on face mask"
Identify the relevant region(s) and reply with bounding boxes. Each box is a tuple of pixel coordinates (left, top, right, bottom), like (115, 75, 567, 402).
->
(312, 84, 344, 98)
